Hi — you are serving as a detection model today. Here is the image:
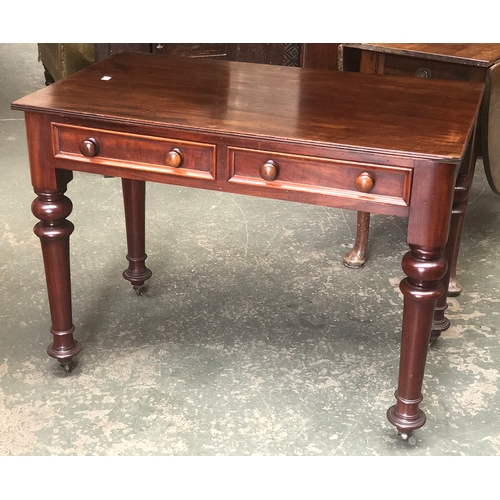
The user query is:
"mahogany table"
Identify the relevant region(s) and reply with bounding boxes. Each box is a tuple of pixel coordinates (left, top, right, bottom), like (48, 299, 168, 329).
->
(12, 52, 484, 438)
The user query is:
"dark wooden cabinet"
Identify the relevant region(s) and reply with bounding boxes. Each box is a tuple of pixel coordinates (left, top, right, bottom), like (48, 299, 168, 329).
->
(40, 43, 306, 84)
(95, 43, 295, 65)
(39, 43, 343, 85)
(300, 43, 340, 71)
(152, 43, 291, 66)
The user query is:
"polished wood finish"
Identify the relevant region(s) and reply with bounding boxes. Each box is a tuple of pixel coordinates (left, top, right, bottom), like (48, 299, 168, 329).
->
(165, 148, 183, 168)
(79, 137, 99, 157)
(18, 54, 478, 160)
(121, 178, 152, 295)
(259, 160, 280, 181)
(342, 43, 500, 68)
(343, 211, 371, 268)
(53, 122, 217, 181)
(355, 172, 375, 193)
(13, 52, 484, 437)
(227, 147, 412, 210)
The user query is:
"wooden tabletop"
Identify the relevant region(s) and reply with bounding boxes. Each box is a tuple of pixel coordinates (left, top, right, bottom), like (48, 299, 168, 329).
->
(12, 51, 484, 161)
(342, 43, 500, 67)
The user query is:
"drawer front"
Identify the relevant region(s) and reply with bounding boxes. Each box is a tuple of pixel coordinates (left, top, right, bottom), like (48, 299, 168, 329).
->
(227, 147, 412, 207)
(52, 123, 216, 180)
(381, 53, 486, 82)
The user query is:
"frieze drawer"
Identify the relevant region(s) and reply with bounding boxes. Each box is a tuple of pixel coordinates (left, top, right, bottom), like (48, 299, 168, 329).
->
(227, 147, 413, 207)
(51, 123, 216, 180)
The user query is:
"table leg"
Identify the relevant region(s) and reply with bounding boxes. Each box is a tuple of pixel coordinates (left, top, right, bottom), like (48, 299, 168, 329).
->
(121, 178, 152, 295)
(387, 245, 447, 437)
(32, 187, 81, 371)
(431, 139, 477, 344)
(343, 209, 466, 298)
(448, 230, 464, 297)
(343, 211, 370, 268)
(386, 156, 463, 437)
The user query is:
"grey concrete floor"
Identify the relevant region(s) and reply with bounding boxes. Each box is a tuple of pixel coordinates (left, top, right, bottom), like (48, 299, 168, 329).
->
(1, 44, 500, 458)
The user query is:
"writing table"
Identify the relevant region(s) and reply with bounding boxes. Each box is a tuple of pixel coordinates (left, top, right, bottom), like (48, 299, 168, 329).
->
(12, 52, 484, 438)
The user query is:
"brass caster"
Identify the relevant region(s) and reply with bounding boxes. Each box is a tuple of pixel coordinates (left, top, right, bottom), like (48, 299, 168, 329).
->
(343, 259, 365, 269)
(429, 336, 438, 348)
(60, 360, 76, 373)
(133, 284, 147, 296)
(398, 431, 417, 446)
(398, 431, 416, 445)
(447, 277, 463, 297)
(342, 251, 365, 268)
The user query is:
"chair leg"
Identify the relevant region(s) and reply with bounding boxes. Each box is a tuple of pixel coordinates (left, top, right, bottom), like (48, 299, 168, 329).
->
(343, 211, 370, 268)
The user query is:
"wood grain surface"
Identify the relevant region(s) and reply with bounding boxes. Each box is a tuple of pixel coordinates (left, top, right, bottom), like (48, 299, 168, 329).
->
(13, 52, 484, 161)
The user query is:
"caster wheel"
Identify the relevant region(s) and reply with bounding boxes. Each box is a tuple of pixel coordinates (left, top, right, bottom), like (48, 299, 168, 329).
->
(60, 360, 76, 373)
(342, 254, 365, 269)
(133, 285, 147, 296)
(398, 431, 416, 445)
(448, 277, 463, 297)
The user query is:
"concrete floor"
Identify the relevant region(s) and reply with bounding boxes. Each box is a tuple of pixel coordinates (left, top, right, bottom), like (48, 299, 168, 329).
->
(1, 43, 500, 458)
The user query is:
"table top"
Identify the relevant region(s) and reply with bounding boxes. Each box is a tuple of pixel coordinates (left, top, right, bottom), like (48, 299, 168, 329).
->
(342, 43, 500, 67)
(12, 51, 484, 162)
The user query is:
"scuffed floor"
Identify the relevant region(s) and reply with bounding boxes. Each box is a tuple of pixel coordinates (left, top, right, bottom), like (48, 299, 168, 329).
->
(1, 44, 500, 456)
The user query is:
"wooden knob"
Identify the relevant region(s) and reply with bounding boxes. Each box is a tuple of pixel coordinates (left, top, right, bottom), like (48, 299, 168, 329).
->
(79, 138, 100, 157)
(259, 160, 279, 181)
(355, 172, 375, 193)
(165, 148, 183, 168)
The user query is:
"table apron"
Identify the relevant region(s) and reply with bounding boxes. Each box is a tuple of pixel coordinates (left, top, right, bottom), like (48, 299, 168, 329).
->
(48, 120, 417, 218)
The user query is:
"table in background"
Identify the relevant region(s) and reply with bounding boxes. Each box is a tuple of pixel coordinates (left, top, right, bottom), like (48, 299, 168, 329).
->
(339, 43, 500, 281)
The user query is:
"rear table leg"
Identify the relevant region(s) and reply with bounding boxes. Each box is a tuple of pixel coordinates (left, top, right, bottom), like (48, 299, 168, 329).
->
(431, 135, 477, 344)
(122, 178, 152, 294)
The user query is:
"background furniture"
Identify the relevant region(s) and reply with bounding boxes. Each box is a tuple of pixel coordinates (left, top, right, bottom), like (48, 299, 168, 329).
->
(39, 43, 303, 84)
(339, 43, 500, 296)
(38, 43, 341, 84)
(37, 43, 96, 84)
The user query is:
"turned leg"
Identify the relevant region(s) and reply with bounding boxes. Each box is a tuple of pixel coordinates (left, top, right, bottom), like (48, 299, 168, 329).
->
(387, 245, 447, 437)
(121, 178, 152, 295)
(32, 189, 81, 370)
(343, 211, 370, 268)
